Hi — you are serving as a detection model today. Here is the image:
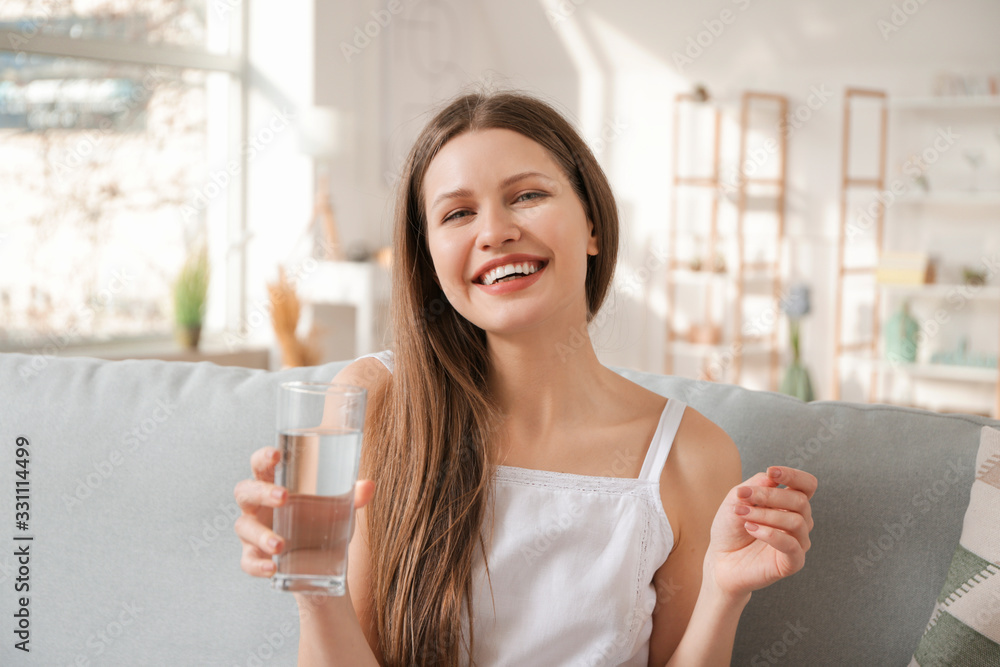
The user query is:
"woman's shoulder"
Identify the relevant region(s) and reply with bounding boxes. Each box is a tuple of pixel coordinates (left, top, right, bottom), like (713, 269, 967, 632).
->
(333, 354, 393, 393)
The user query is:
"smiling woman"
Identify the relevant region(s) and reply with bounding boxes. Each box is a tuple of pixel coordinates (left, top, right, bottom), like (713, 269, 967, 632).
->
(234, 88, 817, 667)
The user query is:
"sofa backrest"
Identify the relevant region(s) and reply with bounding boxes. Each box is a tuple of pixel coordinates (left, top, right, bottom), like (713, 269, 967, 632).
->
(0, 352, 996, 665)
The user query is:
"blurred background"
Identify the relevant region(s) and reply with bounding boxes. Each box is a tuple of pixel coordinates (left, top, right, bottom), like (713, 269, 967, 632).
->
(1, 0, 998, 417)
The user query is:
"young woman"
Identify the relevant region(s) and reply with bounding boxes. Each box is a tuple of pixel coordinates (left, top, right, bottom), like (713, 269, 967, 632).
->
(234, 90, 817, 667)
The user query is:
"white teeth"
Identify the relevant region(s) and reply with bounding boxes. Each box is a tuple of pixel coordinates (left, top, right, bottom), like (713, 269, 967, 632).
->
(481, 261, 541, 286)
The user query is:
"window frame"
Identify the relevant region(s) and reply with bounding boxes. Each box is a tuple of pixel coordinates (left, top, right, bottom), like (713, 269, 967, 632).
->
(0, 5, 251, 346)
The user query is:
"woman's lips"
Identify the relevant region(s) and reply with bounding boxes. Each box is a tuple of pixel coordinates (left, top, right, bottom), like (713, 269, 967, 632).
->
(474, 262, 547, 295)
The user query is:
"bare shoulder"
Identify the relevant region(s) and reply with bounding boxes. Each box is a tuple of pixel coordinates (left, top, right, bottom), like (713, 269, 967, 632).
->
(332, 356, 392, 393)
(671, 407, 740, 476)
(661, 407, 742, 537)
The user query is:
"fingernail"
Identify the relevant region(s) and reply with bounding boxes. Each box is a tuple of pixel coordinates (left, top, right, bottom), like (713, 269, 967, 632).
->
(734, 505, 750, 516)
(737, 486, 752, 499)
(267, 537, 280, 551)
(271, 488, 285, 501)
(745, 522, 759, 532)
(768, 468, 782, 480)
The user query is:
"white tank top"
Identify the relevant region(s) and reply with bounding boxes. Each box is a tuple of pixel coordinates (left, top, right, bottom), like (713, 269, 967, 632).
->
(355, 350, 683, 666)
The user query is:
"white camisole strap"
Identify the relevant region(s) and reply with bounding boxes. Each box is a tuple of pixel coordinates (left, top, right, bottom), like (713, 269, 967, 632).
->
(356, 350, 394, 373)
(637, 398, 687, 484)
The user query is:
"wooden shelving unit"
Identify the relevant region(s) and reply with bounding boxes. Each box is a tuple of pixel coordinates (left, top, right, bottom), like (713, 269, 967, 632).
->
(833, 89, 1000, 417)
(665, 91, 788, 389)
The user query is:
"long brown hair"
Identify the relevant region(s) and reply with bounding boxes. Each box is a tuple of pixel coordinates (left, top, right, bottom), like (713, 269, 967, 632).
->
(361, 89, 620, 666)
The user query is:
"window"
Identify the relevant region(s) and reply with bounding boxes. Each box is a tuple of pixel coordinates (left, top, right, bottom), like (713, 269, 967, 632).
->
(0, 0, 245, 348)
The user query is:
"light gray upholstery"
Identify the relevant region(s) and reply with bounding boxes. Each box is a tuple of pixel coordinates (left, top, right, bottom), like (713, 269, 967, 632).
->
(1, 351, 997, 665)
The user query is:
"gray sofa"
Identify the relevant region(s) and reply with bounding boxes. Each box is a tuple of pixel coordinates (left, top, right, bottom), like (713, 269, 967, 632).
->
(1, 351, 997, 666)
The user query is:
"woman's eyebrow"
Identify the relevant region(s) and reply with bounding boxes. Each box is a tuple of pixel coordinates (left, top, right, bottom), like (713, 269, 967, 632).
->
(429, 171, 557, 211)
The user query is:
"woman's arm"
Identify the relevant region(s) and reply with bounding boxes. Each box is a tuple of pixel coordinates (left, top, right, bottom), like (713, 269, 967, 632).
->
(295, 587, 381, 667)
(647, 408, 744, 666)
(647, 409, 817, 667)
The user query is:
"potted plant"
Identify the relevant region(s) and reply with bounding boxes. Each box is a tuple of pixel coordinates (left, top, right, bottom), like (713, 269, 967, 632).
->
(173, 242, 210, 349)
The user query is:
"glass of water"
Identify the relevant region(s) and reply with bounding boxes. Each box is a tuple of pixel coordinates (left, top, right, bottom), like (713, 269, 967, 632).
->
(270, 381, 367, 596)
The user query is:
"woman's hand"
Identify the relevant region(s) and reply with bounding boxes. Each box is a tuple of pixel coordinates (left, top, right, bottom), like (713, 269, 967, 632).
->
(704, 466, 818, 600)
(233, 446, 376, 578)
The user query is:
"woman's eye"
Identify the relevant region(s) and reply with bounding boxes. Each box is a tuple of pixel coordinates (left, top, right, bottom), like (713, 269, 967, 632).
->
(443, 209, 471, 222)
(516, 191, 545, 203)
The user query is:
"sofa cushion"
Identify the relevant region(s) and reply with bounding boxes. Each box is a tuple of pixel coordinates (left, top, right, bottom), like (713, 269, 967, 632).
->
(909, 426, 1000, 666)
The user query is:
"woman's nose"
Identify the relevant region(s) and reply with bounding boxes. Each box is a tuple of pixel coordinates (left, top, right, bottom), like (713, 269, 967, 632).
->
(476, 203, 521, 248)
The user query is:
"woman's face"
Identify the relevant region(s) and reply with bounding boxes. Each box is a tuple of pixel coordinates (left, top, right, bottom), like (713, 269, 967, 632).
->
(422, 128, 598, 336)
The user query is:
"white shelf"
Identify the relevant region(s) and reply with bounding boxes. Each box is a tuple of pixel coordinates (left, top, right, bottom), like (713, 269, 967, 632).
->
(669, 268, 777, 285)
(842, 355, 998, 383)
(878, 283, 1000, 301)
(668, 341, 775, 357)
(889, 95, 1000, 110)
(895, 191, 1000, 206)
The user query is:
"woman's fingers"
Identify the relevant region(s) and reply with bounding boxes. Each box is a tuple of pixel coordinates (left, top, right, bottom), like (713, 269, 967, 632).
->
(735, 506, 812, 550)
(250, 446, 281, 483)
(767, 466, 818, 499)
(737, 485, 812, 521)
(240, 541, 277, 578)
(743, 522, 807, 571)
(235, 511, 284, 555)
(234, 478, 287, 513)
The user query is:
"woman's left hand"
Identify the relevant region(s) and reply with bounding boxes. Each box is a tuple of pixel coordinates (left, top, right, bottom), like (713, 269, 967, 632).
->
(705, 466, 818, 599)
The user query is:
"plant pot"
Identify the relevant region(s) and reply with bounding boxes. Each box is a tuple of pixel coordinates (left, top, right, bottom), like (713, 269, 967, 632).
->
(175, 324, 202, 350)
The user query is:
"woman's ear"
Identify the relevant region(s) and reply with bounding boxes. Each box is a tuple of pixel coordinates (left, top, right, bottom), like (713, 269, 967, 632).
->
(587, 219, 599, 256)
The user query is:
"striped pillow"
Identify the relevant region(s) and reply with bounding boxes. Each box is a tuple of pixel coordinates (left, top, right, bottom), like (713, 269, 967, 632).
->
(910, 426, 1000, 666)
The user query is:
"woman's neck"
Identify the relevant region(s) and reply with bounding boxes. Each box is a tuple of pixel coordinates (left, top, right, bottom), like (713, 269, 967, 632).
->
(485, 327, 619, 446)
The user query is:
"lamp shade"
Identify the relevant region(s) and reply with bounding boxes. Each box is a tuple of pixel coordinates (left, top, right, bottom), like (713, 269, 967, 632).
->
(298, 105, 342, 158)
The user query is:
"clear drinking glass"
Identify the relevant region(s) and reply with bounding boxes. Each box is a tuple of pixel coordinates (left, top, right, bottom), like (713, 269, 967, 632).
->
(270, 381, 367, 595)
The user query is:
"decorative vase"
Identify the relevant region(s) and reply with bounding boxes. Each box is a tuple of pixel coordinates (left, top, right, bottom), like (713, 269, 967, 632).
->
(175, 324, 201, 350)
(780, 318, 815, 402)
(885, 302, 919, 364)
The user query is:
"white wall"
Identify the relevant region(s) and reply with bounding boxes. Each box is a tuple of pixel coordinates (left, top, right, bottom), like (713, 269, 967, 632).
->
(286, 0, 1000, 399)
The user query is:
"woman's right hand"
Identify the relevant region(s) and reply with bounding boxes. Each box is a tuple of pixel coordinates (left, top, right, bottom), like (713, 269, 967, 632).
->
(233, 445, 376, 578)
